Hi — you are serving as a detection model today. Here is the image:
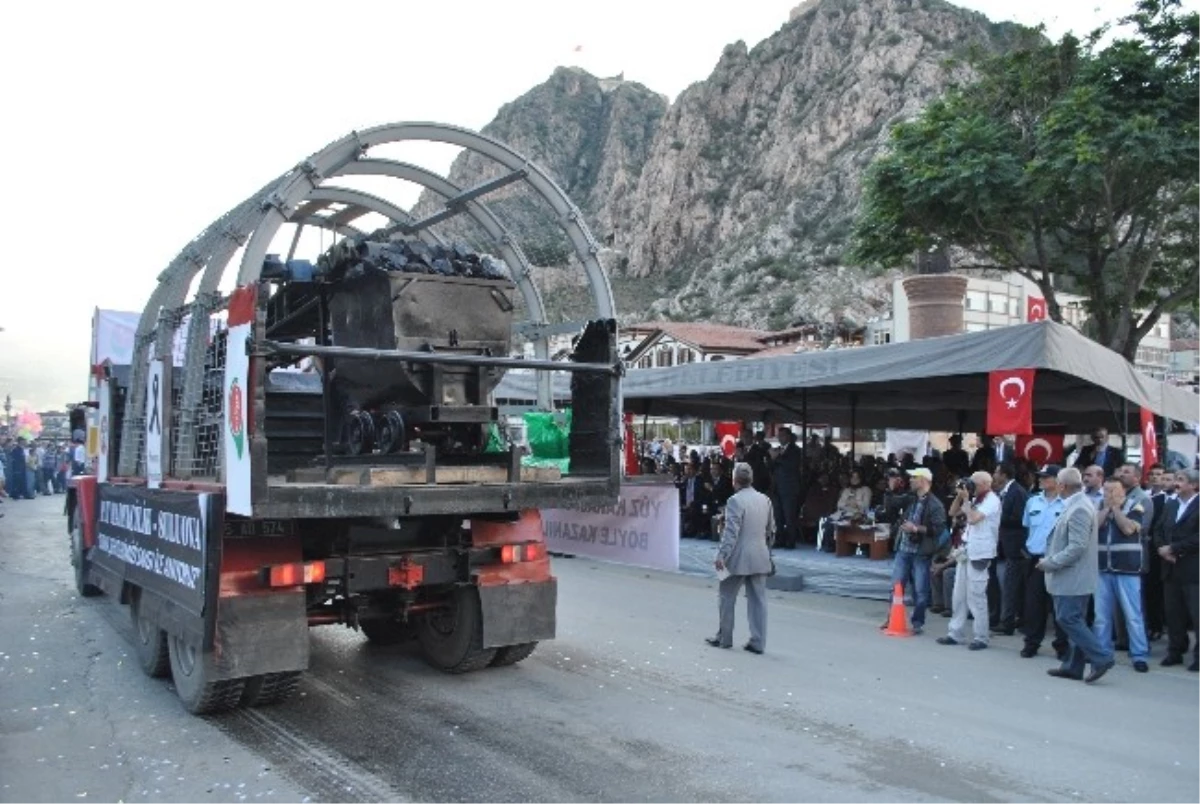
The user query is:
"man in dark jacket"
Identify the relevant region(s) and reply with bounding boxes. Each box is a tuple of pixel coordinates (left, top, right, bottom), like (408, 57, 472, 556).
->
(7, 439, 30, 500)
(771, 428, 802, 549)
(880, 467, 948, 635)
(1156, 469, 1199, 671)
(1073, 427, 1123, 477)
(993, 462, 1030, 635)
(677, 461, 712, 538)
(745, 431, 773, 495)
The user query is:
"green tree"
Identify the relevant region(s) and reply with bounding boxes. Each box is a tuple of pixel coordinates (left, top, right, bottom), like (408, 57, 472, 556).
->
(850, 0, 1198, 360)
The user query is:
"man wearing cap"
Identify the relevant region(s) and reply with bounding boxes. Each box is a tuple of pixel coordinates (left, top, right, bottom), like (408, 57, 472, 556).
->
(1019, 465, 1069, 659)
(880, 468, 947, 635)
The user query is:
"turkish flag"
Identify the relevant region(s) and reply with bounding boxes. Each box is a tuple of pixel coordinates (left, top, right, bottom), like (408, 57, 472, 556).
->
(987, 369, 1036, 435)
(624, 412, 639, 476)
(715, 422, 741, 459)
(1016, 433, 1064, 465)
(1140, 408, 1159, 479)
(1027, 296, 1047, 322)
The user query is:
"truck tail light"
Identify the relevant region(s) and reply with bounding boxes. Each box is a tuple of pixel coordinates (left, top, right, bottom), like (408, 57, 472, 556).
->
(265, 560, 326, 587)
(499, 543, 546, 564)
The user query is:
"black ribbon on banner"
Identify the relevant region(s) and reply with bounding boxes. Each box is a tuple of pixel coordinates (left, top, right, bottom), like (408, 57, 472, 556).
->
(149, 372, 161, 435)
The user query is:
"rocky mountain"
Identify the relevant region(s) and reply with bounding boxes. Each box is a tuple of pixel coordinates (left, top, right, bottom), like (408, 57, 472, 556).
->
(420, 0, 1025, 332)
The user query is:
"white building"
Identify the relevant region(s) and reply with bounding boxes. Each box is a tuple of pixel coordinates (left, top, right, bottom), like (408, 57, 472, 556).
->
(884, 272, 1172, 377)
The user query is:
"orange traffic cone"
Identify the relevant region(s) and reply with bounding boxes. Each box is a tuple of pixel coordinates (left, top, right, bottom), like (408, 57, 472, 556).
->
(881, 582, 912, 637)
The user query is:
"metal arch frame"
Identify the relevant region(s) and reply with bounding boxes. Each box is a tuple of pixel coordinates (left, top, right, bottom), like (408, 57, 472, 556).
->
(123, 122, 617, 475)
(120, 184, 285, 474)
(234, 122, 615, 320)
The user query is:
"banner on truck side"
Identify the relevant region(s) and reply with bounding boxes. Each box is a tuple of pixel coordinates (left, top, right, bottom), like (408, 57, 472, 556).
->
(541, 484, 680, 572)
(223, 285, 257, 516)
(92, 485, 213, 616)
(145, 358, 165, 488)
(96, 377, 110, 482)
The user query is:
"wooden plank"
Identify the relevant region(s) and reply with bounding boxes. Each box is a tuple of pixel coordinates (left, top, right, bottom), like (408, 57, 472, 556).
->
(289, 464, 562, 486)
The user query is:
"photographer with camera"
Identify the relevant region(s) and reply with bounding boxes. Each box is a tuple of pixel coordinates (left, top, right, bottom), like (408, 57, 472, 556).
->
(937, 471, 1001, 651)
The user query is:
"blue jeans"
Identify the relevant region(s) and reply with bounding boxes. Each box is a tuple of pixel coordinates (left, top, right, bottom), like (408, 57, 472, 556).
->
(1054, 594, 1114, 676)
(1092, 573, 1149, 662)
(891, 551, 932, 627)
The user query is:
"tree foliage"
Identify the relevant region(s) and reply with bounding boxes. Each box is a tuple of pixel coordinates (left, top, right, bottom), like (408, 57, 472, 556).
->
(850, 0, 1198, 359)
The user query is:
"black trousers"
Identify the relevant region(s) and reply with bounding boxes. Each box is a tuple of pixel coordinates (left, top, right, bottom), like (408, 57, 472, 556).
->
(1163, 576, 1199, 661)
(1143, 552, 1165, 635)
(1021, 557, 1067, 653)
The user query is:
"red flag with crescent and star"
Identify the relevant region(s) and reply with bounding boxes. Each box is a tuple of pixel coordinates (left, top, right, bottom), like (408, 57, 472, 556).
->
(623, 412, 639, 476)
(1027, 296, 1047, 322)
(715, 422, 741, 459)
(1016, 433, 1064, 465)
(1140, 408, 1159, 480)
(987, 369, 1035, 435)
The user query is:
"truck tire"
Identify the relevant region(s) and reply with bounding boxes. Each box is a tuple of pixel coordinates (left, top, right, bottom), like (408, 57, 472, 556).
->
(70, 502, 102, 598)
(416, 587, 496, 674)
(359, 617, 414, 645)
(489, 642, 538, 667)
(131, 592, 170, 678)
(240, 672, 302, 707)
(168, 633, 244, 715)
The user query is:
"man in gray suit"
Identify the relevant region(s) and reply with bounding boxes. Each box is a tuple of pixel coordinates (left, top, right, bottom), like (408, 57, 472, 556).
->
(708, 462, 775, 654)
(1038, 467, 1116, 683)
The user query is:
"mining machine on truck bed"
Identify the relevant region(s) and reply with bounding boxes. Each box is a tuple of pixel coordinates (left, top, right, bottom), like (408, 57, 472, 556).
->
(69, 123, 622, 714)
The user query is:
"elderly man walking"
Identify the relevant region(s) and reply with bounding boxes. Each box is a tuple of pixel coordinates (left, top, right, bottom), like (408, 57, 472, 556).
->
(1039, 467, 1115, 683)
(708, 462, 775, 654)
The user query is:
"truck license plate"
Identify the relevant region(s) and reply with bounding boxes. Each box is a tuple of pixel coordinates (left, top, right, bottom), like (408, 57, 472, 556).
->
(223, 519, 295, 538)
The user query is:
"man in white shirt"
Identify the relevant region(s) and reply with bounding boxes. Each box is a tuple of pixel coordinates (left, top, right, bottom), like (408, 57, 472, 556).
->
(938, 471, 1002, 650)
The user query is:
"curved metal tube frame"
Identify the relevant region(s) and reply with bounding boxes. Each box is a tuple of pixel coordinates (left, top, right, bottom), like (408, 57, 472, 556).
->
(121, 122, 614, 476)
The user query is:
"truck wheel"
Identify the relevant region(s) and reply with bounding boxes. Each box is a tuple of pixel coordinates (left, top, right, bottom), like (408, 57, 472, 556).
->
(131, 592, 170, 678)
(70, 503, 102, 598)
(359, 617, 414, 645)
(168, 634, 244, 715)
(416, 587, 496, 674)
(490, 642, 538, 667)
(240, 671, 302, 707)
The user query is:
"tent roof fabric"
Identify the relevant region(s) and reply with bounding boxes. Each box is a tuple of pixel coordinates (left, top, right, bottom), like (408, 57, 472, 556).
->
(622, 321, 1198, 431)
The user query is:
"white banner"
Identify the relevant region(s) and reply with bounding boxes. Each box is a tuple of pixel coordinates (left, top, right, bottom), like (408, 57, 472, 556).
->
(885, 429, 929, 462)
(96, 378, 110, 482)
(223, 323, 252, 515)
(541, 484, 680, 572)
(145, 359, 164, 489)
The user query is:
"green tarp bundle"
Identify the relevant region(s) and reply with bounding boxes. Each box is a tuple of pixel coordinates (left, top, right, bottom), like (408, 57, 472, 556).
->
(522, 409, 571, 474)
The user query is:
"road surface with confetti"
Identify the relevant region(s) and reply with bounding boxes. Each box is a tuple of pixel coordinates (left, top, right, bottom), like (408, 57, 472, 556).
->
(1, 494, 1196, 802)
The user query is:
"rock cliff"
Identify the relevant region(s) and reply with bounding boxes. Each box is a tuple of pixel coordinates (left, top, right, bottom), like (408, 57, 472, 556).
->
(422, 0, 1024, 331)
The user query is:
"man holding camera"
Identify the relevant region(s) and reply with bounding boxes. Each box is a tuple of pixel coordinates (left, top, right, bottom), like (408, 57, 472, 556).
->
(938, 471, 1001, 650)
(880, 468, 947, 635)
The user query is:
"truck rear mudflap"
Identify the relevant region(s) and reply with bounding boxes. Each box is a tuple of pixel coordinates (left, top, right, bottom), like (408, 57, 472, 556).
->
(478, 579, 556, 649)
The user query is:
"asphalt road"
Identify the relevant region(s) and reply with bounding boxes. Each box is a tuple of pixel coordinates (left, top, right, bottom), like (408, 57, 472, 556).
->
(1, 494, 1197, 803)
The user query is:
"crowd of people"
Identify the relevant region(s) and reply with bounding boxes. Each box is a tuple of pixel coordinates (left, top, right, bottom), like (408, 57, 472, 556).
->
(643, 427, 1199, 676)
(0, 433, 87, 515)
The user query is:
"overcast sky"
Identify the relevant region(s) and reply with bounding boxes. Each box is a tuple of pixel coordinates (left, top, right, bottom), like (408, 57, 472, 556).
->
(0, 0, 1187, 413)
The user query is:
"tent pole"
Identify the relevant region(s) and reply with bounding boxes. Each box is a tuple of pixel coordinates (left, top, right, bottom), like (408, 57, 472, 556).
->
(801, 389, 809, 503)
(1121, 397, 1129, 456)
(850, 392, 858, 463)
